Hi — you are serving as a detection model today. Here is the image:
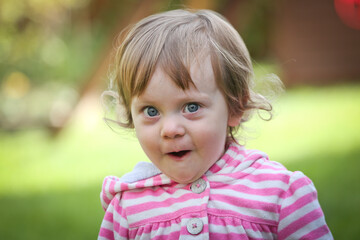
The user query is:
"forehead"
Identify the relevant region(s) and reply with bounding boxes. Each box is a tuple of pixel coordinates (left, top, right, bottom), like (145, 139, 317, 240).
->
(146, 55, 218, 97)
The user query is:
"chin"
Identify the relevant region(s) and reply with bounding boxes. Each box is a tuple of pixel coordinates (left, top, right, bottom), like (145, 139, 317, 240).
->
(170, 174, 199, 184)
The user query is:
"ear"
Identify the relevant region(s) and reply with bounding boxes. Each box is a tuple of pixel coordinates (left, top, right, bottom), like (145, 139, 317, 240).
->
(228, 114, 242, 127)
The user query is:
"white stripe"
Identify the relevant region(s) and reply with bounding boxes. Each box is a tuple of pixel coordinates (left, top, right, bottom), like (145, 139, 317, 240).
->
(130, 216, 208, 240)
(318, 231, 334, 240)
(100, 219, 114, 232)
(132, 223, 180, 239)
(211, 188, 280, 203)
(208, 199, 278, 221)
(244, 167, 290, 175)
(143, 176, 154, 186)
(210, 222, 276, 239)
(124, 188, 190, 207)
(245, 150, 268, 159)
(279, 200, 320, 231)
(262, 160, 285, 169)
(114, 231, 124, 240)
(209, 175, 290, 190)
(209, 222, 246, 234)
(226, 148, 241, 159)
(286, 216, 329, 239)
(281, 183, 315, 209)
(127, 198, 206, 224)
(245, 228, 277, 240)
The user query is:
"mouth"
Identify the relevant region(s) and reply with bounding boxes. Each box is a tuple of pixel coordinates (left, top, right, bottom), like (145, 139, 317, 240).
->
(168, 150, 191, 159)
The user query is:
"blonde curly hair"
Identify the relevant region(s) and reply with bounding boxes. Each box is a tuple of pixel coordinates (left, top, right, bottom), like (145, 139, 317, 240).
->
(104, 9, 281, 141)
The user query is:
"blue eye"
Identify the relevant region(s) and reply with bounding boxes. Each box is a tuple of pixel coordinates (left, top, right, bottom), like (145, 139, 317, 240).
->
(184, 103, 199, 113)
(144, 106, 159, 117)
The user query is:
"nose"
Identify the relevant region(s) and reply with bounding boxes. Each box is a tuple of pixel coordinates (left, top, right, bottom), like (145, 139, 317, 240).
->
(160, 115, 186, 139)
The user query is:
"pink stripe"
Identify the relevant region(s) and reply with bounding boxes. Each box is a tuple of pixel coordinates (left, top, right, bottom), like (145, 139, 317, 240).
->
(152, 231, 180, 240)
(130, 218, 206, 238)
(129, 218, 181, 237)
(287, 176, 312, 195)
(300, 225, 330, 239)
(123, 183, 180, 200)
(278, 208, 324, 239)
(135, 179, 147, 188)
(111, 198, 129, 238)
(211, 181, 285, 197)
(98, 227, 114, 240)
(228, 145, 240, 153)
(210, 193, 279, 213)
(252, 161, 286, 171)
(280, 192, 318, 220)
(102, 194, 110, 210)
(126, 191, 207, 215)
(130, 204, 208, 227)
(101, 178, 111, 206)
(153, 174, 166, 185)
(104, 211, 113, 222)
(246, 153, 267, 161)
(221, 153, 237, 165)
(241, 219, 276, 233)
(108, 180, 116, 195)
(209, 232, 248, 239)
(241, 149, 265, 158)
(224, 157, 243, 168)
(153, 174, 162, 181)
(111, 197, 127, 219)
(208, 208, 277, 226)
(226, 172, 290, 183)
(209, 162, 222, 173)
(113, 219, 120, 235)
(209, 214, 276, 234)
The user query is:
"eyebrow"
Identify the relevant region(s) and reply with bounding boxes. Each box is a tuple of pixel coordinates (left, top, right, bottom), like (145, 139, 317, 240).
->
(133, 90, 211, 106)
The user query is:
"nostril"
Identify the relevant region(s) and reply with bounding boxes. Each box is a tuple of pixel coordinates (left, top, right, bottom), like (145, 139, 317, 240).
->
(161, 123, 185, 139)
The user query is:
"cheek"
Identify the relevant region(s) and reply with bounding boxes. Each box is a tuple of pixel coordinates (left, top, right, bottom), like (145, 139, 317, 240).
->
(192, 118, 228, 147)
(135, 126, 158, 154)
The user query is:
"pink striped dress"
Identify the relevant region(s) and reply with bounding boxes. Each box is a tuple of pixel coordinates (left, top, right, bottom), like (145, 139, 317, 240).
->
(98, 142, 332, 239)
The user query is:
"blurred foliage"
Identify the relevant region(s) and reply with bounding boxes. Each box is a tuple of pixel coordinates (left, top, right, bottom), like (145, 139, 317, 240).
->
(0, 0, 91, 130)
(0, 0, 95, 86)
(0, 0, 138, 130)
(0, 0, 276, 131)
(237, 0, 274, 59)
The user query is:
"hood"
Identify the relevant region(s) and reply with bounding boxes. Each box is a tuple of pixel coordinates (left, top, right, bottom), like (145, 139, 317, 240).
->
(100, 162, 165, 211)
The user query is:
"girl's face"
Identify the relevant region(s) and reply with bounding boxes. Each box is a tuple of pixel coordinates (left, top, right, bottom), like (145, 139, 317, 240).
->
(131, 57, 240, 184)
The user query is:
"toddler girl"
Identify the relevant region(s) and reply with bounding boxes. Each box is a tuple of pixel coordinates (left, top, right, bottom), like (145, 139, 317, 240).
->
(98, 9, 332, 240)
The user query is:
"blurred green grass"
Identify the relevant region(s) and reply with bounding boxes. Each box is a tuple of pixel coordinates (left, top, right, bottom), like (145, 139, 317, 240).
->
(1, 83, 360, 239)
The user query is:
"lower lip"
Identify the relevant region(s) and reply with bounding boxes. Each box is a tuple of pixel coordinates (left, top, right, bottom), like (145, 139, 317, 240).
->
(167, 151, 191, 161)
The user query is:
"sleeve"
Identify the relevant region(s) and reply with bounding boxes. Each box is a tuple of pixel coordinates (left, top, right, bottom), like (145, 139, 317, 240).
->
(98, 193, 129, 240)
(277, 171, 333, 240)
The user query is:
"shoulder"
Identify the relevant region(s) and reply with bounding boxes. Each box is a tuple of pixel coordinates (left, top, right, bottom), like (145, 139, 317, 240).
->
(212, 142, 316, 195)
(100, 162, 167, 211)
(277, 173, 333, 239)
(215, 142, 293, 178)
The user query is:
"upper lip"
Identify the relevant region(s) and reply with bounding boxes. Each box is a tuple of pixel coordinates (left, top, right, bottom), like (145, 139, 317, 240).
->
(167, 150, 191, 158)
(163, 143, 191, 154)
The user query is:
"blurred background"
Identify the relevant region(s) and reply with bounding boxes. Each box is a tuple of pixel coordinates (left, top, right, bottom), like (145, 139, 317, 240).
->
(0, 0, 359, 239)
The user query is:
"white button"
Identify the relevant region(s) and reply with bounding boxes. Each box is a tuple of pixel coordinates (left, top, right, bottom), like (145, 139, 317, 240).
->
(190, 178, 207, 194)
(186, 218, 203, 235)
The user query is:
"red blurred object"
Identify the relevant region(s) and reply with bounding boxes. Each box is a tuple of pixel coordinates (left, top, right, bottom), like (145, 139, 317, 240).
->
(334, 0, 360, 30)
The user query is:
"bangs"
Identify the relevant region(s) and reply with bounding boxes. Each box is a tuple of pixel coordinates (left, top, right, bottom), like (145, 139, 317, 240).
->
(157, 25, 213, 91)
(131, 16, 219, 97)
